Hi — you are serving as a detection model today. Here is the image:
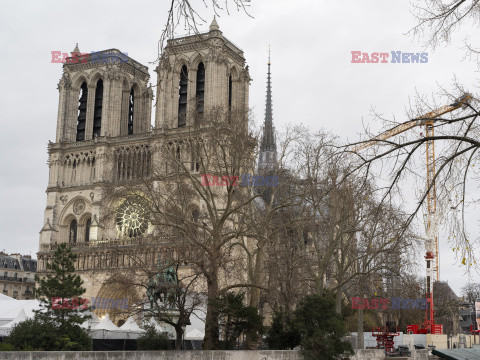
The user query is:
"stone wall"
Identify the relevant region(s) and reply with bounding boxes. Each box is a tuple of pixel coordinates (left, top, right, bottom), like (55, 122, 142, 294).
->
(0, 349, 430, 360)
(352, 349, 428, 359)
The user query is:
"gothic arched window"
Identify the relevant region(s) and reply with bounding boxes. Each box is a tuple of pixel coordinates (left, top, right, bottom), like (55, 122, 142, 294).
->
(76, 82, 88, 141)
(191, 209, 199, 222)
(85, 218, 91, 242)
(178, 65, 188, 127)
(92, 79, 103, 138)
(69, 219, 77, 243)
(196, 62, 205, 114)
(228, 74, 232, 111)
(128, 88, 134, 135)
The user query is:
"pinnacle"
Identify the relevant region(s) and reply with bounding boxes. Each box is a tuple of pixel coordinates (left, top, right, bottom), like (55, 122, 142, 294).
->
(72, 43, 80, 54)
(209, 16, 220, 31)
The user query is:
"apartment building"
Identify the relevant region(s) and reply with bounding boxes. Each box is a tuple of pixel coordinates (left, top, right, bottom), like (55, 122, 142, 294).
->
(0, 252, 36, 299)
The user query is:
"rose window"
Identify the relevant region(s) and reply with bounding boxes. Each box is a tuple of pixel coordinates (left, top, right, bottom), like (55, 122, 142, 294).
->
(116, 196, 149, 237)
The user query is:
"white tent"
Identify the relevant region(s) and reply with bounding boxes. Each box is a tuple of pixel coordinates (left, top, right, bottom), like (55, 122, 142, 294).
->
(185, 328, 204, 340)
(0, 293, 13, 301)
(0, 309, 28, 336)
(119, 317, 145, 339)
(0, 299, 41, 326)
(91, 314, 135, 339)
(144, 317, 163, 332)
(80, 312, 101, 329)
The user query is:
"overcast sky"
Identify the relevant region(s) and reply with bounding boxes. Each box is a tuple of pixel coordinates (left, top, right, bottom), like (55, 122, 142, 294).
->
(0, 0, 478, 296)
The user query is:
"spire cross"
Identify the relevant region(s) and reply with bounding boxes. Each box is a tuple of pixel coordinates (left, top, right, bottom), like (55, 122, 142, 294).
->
(268, 45, 271, 65)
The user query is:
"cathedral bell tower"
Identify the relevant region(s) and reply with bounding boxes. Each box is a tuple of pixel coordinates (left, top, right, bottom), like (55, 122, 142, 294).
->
(55, 46, 152, 142)
(155, 18, 251, 131)
(40, 45, 153, 249)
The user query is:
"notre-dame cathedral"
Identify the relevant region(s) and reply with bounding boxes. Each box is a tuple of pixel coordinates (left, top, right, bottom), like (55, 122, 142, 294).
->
(37, 18, 276, 320)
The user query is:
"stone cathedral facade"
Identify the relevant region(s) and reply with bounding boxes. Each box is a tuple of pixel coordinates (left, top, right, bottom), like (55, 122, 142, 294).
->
(37, 19, 251, 319)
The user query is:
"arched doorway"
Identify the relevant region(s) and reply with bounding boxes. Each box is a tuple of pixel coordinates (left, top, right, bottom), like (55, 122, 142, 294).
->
(93, 274, 141, 325)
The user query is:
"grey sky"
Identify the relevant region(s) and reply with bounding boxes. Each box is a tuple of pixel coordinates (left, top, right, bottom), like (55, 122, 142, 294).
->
(0, 0, 478, 296)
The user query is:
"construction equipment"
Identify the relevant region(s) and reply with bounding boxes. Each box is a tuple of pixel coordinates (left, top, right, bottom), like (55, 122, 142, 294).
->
(353, 94, 472, 334)
(373, 322, 399, 354)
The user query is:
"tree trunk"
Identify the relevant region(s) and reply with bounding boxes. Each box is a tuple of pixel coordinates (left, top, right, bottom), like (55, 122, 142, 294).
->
(335, 287, 343, 314)
(245, 245, 264, 350)
(357, 274, 365, 349)
(357, 303, 364, 349)
(203, 271, 220, 350)
(174, 326, 183, 350)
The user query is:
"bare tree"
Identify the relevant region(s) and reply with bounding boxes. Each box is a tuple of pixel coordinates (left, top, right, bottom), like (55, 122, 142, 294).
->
(286, 128, 413, 317)
(410, 0, 480, 55)
(342, 92, 480, 269)
(156, 0, 252, 60)
(105, 108, 267, 349)
(462, 282, 480, 303)
(108, 247, 203, 349)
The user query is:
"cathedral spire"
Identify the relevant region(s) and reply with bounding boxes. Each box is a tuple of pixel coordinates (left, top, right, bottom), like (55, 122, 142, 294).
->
(259, 45, 277, 170)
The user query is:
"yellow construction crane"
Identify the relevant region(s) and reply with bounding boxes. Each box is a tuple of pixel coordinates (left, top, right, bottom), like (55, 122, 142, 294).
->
(352, 94, 471, 334)
(353, 94, 471, 281)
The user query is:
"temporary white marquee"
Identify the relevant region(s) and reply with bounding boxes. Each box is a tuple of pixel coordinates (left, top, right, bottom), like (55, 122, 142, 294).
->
(0, 299, 40, 326)
(185, 328, 204, 340)
(0, 309, 28, 336)
(91, 314, 145, 339)
(119, 316, 145, 339)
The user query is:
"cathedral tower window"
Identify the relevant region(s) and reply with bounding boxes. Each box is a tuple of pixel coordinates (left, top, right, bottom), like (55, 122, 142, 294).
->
(196, 62, 205, 114)
(85, 218, 91, 242)
(69, 219, 78, 243)
(76, 82, 88, 141)
(128, 88, 134, 135)
(178, 65, 188, 127)
(228, 74, 232, 112)
(93, 79, 103, 138)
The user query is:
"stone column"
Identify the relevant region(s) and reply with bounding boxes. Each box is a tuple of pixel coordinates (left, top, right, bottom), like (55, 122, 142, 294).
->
(85, 84, 96, 141)
(101, 78, 111, 137)
(120, 88, 129, 136)
(108, 76, 123, 137)
(55, 81, 67, 142)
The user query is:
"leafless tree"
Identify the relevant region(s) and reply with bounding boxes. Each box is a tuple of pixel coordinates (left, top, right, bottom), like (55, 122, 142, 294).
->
(434, 281, 460, 334)
(106, 108, 269, 349)
(462, 282, 480, 303)
(342, 91, 480, 270)
(107, 247, 203, 349)
(156, 0, 252, 61)
(409, 0, 480, 69)
(285, 128, 414, 318)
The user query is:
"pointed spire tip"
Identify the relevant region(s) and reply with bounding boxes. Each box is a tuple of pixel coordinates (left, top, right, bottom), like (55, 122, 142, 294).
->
(210, 16, 220, 31)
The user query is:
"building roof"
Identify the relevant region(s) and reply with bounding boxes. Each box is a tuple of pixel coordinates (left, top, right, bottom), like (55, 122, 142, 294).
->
(432, 348, 480, 359)
(0, 255, 36, 272)
(0, 256, 19, 270)
(21, 258, 37, 272)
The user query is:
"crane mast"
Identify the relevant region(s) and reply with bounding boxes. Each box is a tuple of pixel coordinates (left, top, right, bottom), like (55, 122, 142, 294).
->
(352, 94, 471, 334)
